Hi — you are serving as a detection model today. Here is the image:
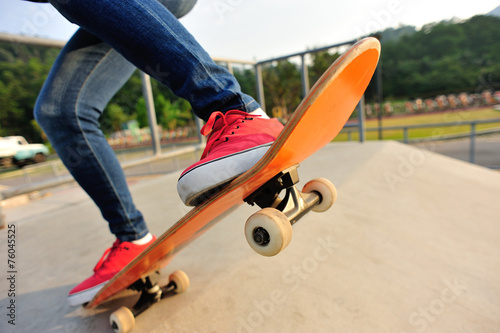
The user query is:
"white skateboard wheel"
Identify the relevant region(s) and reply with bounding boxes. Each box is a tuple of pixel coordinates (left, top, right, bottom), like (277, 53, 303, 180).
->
(302, 178, 337, 212)
(245, 208, 293, 256)
(110, 306, 135, 333)
(169, 270, 190, 293)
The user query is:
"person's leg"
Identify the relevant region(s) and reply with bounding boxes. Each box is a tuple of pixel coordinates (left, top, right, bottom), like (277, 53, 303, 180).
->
(48, 0, 260, 121)
(34, 27, 158, 307)
(36, 0, 198, 242)
(35, 28, 148, 242)
(35, 0, 199, 306)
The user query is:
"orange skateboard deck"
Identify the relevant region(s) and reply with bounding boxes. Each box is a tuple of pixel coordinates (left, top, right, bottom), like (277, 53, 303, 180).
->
(87, 37, 380, 331)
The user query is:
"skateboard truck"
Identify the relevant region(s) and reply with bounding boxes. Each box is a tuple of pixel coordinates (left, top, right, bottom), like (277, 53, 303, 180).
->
(125, 272, 163, 319)
(245, 165, 321, 224)
(110, 270, 190, 333)
(244, 165, 337, 256)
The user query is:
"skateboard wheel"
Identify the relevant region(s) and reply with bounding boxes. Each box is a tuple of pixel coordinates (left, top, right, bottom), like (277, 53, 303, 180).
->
(169, 270, 190, 293)
(245, 208, 293, 257)
(110, 306, 135, 333)
(302, 178, 337, 212)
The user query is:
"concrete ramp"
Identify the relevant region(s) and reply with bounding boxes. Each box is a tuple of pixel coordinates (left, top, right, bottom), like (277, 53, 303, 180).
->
(1, 141, 499, 333)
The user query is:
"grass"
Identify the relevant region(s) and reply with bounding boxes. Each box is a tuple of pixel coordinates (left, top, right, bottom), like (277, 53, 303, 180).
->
(334, 108, 500, 141)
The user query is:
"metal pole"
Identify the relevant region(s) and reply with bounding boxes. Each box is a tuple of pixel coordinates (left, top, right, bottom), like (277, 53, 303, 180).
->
(357, 95, 366, 142)
(194, 114, 205, 145)
(469, 122, 476, 163)
(375, 63, 383, 140)
(227, 62, 234, 75)
(51, 162, 60, 180)
(300, 54, 310, 98)
(255, 64, 266, 112)
(140, 72, 161, 156)
(403, 127, 409, 144)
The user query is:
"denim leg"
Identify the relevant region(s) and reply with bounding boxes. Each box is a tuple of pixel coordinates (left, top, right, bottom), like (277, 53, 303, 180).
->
(48, 0, 260, 121)
(34, 29, 148, 242)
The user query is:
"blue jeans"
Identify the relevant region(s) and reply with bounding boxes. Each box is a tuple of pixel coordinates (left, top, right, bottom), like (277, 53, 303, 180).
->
(35, 0, 260, 242)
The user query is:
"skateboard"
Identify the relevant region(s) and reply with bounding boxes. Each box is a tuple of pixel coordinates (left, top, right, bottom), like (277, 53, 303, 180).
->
(86, 37, 381, 333)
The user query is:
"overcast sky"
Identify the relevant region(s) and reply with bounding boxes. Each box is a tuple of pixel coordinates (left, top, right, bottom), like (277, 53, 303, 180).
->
(1, 0, 498, 61)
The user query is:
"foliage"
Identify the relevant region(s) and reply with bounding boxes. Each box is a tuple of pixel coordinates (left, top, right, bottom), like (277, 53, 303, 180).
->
(262, 60, 302, 117)
(0, 42, 60, 143)
(233, 66, 257, 99)
(0, 15, 499, 143)
(308, 50, 340, 85)
(380, 15, 500, 99)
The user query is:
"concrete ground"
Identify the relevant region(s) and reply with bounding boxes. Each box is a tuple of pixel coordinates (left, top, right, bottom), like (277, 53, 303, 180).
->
(0, 141, 499, 333)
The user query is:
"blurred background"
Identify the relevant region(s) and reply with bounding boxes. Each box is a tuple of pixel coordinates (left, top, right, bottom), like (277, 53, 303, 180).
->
(0, 0, 499, 191)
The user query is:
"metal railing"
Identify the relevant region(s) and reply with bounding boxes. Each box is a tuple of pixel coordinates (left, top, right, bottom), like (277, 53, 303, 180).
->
(0, 143, 204, 201)
(254, 40, 357, 108)
(342, 118, 500, 165)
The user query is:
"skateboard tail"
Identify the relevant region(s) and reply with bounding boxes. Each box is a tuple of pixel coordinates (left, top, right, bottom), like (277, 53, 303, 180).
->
(248, 37, 381, 187)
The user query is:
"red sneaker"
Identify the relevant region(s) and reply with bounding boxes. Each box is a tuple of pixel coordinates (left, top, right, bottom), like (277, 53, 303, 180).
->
(177, 110, 284, 206)
(67, 236, 156, 306)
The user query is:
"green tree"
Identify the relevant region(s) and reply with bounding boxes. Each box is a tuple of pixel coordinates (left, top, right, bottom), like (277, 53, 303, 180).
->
(262, 60, 302, 118)
(0, 42, 58, 142)
(134, 97, 149, 128)
(233, 66, 257, 98)
(155, 94, 192, 130)
(379, 15, 500, 99)
(309, 50, 340, 86)
(106, 103, 131, 132)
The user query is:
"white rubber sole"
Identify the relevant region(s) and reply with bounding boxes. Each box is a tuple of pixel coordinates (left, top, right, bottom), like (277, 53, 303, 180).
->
(177, 143, 272, 206)
(67, 281, 107, 307)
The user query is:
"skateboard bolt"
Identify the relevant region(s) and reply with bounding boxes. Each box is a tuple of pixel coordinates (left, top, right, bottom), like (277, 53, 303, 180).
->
(253, 227, 270, 246)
